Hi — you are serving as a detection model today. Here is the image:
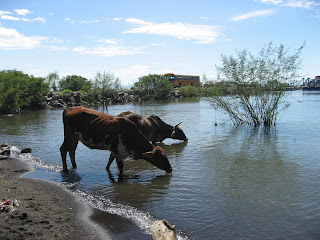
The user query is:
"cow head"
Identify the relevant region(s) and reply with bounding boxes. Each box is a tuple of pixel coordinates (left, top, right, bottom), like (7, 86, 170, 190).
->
(142, 146, 172, 173)
(171, 122, 188, 141)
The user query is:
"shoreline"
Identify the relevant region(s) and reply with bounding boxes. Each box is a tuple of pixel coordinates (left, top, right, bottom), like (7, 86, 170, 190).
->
(0, 157, 111, 240)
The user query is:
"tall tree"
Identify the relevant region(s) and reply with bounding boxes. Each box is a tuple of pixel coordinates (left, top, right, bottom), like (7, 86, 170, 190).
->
(46, 72, 59, 91)
(0, 70, 49, 113)
(212, 42, 305, 126)
(93, 71, 121, 98)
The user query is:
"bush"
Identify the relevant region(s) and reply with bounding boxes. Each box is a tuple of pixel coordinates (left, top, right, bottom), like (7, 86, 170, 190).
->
(0, 70, 49, 114)
(58, 75, 92, 91)
(59, 89, 73, 96)
(178, 86, 200, 97)
(212, 42, 304, 126)
(131, 74, 172, 100)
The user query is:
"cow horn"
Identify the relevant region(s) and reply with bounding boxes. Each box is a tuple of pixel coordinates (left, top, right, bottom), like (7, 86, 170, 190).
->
(175, 122, 182, 127)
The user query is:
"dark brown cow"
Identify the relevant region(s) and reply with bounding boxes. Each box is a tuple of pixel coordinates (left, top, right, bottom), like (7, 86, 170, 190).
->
(60, 107, 172, 173)
(117, 111, 188, 144)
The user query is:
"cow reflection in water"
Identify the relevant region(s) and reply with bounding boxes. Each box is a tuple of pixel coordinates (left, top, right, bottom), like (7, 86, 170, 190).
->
(60, 107, 172, 174)
(107, 111, 188, 171)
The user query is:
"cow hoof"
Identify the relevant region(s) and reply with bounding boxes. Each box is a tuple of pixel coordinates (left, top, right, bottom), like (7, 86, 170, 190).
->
(62, 169, 69, 173)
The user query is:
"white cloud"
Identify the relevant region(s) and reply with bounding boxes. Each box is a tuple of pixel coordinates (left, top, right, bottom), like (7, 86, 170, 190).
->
(0, 10, 12, 15)
(112, 17, 122, 21)
(232, 9, 277, 21)
(124, 18, 221, 44)
(151, 42, 167, 47)
(283, 0, 317, 8)
(14, 9, 31, 16)
(0, 26, 47, 49)
(1, 15, 20, 21)
(73, 46, 88, 52)
(72, 45, 142, 57)
(96, 39, 118, 44)
(0, 12, 45, 23)
(45, 45, 69, 51)
(260, 0, 320, 8)
(260, 0, 283, 4)
(33, 17, 45, 23)
(65, 17, 75, 24)
(80, 19, 100, 24)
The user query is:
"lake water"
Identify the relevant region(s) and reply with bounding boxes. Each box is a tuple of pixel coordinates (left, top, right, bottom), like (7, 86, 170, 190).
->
(1, 91, 320, 239)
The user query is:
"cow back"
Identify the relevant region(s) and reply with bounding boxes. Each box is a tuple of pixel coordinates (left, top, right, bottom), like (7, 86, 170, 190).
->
(118, 111, 174, 143)
(63, 107, 153, 158)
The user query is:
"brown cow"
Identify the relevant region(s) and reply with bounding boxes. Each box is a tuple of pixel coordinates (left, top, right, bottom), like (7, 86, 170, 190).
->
(117, 111, 188, 144)
(60, 107, 172, 173)
(108, 111, 187, 172)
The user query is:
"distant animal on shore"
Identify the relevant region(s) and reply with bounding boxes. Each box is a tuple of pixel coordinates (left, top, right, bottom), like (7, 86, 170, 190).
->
(60, 107, 172, 174)
(117, 111, 188, 144)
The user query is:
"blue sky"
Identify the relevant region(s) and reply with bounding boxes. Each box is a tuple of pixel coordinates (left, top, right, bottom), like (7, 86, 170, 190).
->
(0, 0, 319, 86)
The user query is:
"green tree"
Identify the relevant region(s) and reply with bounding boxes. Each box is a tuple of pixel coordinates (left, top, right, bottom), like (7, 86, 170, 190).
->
(21, 75, 48, 109)
(212, 42, 304, 126)
(0, 70, 49, 113)
(93, 71, 121, 99)
(0, 88, 19, 113)
(58, 75, 92, 91)
(178, 86, 200, 97)
(46, 72, 59, 91)
(131, 74, 172, 100)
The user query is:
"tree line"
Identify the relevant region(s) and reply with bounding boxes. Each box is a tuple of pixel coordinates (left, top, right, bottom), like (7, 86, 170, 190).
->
(0, 71, 176, 114)
(0, 42, 304, 127)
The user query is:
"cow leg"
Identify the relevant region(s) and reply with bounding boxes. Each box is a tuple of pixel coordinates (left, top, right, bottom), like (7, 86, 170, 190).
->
(115, 156, 124, 173)
(60, 141, 69, 173)
(106, 153, 123, 173)
(106, 152, 116, 170)
(60, 133, 78, 172)
(69, 139, 78, 170)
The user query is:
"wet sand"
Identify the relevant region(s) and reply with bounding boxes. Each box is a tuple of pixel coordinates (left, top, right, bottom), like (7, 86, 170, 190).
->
(0, 157, 110, 240)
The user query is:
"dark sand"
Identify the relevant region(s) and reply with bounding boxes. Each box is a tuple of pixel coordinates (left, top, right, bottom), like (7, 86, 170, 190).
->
(0, 157, 110, 240)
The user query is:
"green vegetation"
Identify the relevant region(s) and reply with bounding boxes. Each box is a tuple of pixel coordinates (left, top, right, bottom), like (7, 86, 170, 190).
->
(59, 89, 73, 96)
(131, 74, 173, 100)
(58, 75, 92, 92)
(0, 70, 49, 114)
(0, 43, 304, 118)
(46, 72, 59, 91)
(178, 86, 201, 97)
(211, 42, 305, 126)
(91, 71, 121, 100)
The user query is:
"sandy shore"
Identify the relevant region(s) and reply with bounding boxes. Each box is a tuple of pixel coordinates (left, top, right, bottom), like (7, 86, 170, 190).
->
(0, 157, 110, 240)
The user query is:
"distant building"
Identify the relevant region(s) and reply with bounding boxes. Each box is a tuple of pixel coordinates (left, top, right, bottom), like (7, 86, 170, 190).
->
(165, 73, 200, 87)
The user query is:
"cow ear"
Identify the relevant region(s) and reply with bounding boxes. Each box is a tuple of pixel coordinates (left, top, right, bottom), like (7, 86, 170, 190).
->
(171, 130, 176, 138)
(142, 151, 154, 159)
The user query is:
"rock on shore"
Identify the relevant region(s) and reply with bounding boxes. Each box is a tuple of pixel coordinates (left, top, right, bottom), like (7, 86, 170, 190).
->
(43, 90, 182, 109)
(151, 219, 178, 240)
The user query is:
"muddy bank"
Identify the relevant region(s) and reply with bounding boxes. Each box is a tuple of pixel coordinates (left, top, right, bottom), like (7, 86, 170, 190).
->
(0, 158, 110, 240)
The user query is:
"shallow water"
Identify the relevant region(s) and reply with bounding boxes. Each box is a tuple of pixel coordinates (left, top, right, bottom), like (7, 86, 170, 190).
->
(1, 91, 320, 239)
